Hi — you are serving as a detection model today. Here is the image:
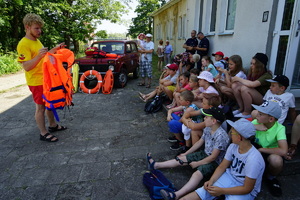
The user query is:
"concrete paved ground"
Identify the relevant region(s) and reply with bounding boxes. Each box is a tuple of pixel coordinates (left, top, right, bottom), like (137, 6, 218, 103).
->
(0, 72, 300, 200)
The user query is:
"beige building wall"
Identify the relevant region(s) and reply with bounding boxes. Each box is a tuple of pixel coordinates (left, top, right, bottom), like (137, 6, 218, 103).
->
(152, 0, 275, 71)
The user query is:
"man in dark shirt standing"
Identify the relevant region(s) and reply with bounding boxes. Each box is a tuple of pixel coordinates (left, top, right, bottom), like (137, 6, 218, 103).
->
(183, 30, 198, 54)
(194, 32, 209, 70)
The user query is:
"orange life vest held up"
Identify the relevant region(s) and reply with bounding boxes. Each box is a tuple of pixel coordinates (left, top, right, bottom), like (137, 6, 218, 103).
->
(43, 49, 74, 121)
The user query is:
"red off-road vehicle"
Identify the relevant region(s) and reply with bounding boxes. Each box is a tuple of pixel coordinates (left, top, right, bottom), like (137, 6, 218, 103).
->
(75, 40, 139, 88)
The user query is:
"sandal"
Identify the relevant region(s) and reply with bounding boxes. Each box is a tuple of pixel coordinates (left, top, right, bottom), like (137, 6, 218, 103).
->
(138, 83, 145, 86)
(48, 124, 67, 133)
(40, 133, 58, 142)
(160, 189, 176, 200)
(146, 153, 156, 170)
(285, 144, 297, 160)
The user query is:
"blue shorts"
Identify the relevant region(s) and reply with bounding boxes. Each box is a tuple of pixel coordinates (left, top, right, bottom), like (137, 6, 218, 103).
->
(168, 113, 182, 133)
(195, 171, 255, 200)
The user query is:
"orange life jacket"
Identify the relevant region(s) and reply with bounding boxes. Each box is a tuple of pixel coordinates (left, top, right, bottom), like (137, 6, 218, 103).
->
(43, 49, 74, 121)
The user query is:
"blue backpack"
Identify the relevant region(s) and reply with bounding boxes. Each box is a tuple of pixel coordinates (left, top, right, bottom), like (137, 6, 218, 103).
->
(143, 170, 177, 200)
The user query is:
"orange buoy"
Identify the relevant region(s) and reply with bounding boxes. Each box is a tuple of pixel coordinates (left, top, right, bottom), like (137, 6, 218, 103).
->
(80, 70, 102, 94)
(102, 69, 114, 94)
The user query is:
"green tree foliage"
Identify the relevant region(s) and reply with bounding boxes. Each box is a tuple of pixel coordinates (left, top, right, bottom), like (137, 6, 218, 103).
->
(95, 30, 108, 39)
(0, 0, 129, 53)
(127, 0, 161, 38)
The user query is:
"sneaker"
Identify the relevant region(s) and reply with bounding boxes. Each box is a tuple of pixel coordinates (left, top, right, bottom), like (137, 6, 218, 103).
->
(170, 141, 185, 150)
(266, 178, 282, 197)
(168, 136, 178, 143)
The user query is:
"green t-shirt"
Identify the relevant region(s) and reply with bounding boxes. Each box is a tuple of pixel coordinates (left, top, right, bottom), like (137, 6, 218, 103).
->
(252, 119, 286, 148)
(256, 72, 272, 95)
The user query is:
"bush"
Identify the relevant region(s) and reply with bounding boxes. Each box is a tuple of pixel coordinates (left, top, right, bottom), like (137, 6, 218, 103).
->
(0, 52, 22, 76)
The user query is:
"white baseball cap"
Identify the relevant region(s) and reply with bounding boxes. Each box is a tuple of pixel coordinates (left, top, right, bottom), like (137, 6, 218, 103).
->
(145, 33, 152, 37)
(197, 71, 214, 83)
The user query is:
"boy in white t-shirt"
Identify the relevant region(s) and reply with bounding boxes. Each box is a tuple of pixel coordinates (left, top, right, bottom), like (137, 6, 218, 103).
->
(251, 75, 297, 124)
(182, 118, 265, 200)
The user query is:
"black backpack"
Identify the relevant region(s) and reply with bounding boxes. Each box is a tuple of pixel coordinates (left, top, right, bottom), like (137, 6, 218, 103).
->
(220, 60, 228, 70)
(144, 95, 163, 113)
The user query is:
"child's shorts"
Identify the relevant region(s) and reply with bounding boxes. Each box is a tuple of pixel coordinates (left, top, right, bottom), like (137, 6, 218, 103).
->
(182, 124, 191, 140)
(186, 150, 218, 180)
(195, 171, 255, 200)
(166, 85, 176, 93)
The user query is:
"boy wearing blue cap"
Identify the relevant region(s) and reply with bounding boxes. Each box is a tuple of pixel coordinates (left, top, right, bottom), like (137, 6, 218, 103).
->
(182, 118, 265, 200)
(252, 100, 288, 197)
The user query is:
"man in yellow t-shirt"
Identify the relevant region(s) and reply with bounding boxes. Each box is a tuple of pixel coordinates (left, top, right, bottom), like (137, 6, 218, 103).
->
(17, 13, 66, 142)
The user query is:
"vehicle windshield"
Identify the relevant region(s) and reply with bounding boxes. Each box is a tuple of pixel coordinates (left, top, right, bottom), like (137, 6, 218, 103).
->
(91, 42, 124, 54)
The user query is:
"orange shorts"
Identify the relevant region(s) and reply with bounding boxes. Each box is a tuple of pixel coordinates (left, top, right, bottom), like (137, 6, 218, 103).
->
(28, 85, 44, 105)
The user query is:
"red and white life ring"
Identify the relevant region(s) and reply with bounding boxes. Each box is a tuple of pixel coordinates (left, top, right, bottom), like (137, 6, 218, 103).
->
(80, 70, 102, 94)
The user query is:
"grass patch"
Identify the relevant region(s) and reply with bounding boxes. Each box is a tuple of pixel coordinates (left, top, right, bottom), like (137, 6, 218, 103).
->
(0, 52, 22, 76)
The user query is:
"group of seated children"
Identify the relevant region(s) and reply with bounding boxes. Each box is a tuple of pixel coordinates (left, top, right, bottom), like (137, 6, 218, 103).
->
(140, 51, 298, 199)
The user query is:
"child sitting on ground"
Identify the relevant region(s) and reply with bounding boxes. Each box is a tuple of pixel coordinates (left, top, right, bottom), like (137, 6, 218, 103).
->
(193, 71, 220, 108)
(181, 118, 265, 200)
(201, 56, 218, 78)
(181, 93, 222, 145)
(251, 75, 297, 124)
(189, 75, 200, 101)
(167, 71, 191, 109)
(252, 100, 288, 197)
(166, 90, 201, 151)
(147, 107, 230, 200)
(216, 55, 247, 100)
(139, 63, 179, 102)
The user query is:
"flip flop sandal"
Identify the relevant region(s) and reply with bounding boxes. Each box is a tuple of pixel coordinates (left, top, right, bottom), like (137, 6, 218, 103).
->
(138, 83, 145, 86)
(160, 189, 176, 200)
(40, 133, 58, 142)
(48, 124, 67, 133)
(146, 153, 156, 170)
(138, 92, 146, 100)
(139, 96, 147, 103)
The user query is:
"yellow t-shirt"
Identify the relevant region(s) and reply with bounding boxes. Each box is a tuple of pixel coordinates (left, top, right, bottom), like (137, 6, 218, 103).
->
(17, 37, 44, 86)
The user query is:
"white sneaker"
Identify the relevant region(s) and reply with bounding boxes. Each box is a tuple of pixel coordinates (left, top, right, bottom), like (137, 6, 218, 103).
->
(232, 110, 241, 115)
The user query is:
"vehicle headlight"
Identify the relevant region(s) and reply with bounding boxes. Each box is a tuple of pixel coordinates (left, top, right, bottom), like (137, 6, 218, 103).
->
(109, 65, 114, 71)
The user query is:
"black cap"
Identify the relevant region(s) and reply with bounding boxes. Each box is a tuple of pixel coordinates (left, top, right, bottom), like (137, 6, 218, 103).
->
(254, 53, 268, 67)
(201, 107, 226, 123)
(267, 75, 290, 88)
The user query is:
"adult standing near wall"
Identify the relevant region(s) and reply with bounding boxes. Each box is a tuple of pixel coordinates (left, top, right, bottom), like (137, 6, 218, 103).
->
(194, 32, 210, 70)
(182, 30, 198, 54)
(17, 13, 67, 142)
(164, 40, 173, 64)
(138, 33, 154, 88)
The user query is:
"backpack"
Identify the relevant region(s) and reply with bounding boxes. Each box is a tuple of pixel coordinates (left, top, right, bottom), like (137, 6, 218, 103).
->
(220, 60, 228, 70)
(143, 170, 177, 200)
(144, 95, 163, 113)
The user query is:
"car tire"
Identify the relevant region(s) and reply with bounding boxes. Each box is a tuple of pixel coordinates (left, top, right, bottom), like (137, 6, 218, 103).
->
(132, 64, 139, 79)
(115, 68, 128, 88)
